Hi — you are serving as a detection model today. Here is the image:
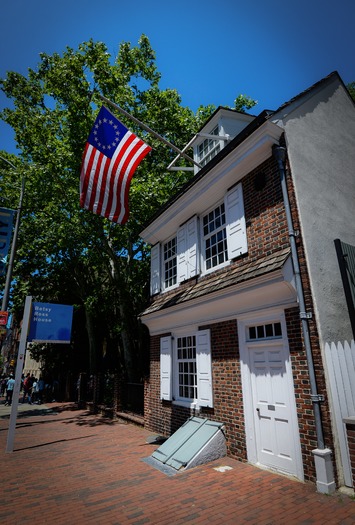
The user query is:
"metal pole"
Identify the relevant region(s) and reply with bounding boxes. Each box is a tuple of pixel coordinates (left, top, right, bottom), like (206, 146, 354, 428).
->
(96, 93, 202, 169)
(6, 295, 32, 452)
(0, 156, 25, 311)
(273, 144, 325, 449)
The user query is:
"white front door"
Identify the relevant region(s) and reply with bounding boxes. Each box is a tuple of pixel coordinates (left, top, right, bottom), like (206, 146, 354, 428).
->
(239, 313, 303, 480)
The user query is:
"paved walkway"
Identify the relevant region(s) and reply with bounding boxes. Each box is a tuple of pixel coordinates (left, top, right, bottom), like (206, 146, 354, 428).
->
(0, 400, 354, 525)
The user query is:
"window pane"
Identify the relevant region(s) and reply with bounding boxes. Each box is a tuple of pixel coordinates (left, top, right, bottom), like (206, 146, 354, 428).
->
(163, 237, 177, 288)
(197, 126, 220, 167)
(257, 325, 264, 338)
(203, 204, 227, 270)
(177, 335, 197, 401)
(248, 322, 282, 340)
(274, 322, 282, 336)
(265, 324, 273, 337)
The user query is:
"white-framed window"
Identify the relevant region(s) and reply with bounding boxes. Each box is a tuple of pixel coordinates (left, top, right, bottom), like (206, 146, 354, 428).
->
(247, 321, 282, 341)
(177, 335, 197, 400)
(201, 182, 248, 273)
(150, 182, 248, 292)
(160, 329, 213, 408)
(150, 216, 199, 295)
(150, 243, 161, 295)
(163, 236, 177, 289)
(197, 126, 221, 167)
(203, 202, 227, 271)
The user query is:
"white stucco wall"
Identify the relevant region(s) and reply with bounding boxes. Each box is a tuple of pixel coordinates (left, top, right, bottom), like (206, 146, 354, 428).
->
(274, 75, 355, 344)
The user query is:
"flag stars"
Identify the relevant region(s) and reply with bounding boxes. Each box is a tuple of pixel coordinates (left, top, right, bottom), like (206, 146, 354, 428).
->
(81, 105, 152, 224)
(88, 106, 139, 159)
(93, 116, 121, 150)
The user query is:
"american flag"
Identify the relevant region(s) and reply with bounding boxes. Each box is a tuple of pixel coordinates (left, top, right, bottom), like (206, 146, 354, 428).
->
(80, 106, 152, 224)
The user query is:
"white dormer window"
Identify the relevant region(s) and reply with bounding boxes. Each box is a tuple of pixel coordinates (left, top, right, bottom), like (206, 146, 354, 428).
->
(197, 126, 221, 167)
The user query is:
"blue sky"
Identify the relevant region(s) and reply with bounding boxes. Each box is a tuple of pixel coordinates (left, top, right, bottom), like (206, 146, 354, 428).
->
(1, 0, 354, 155)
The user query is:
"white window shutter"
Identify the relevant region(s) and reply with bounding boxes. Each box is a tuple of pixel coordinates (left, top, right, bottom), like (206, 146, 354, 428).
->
(160, 336, 172, 401)
(196, 329, 213, 407)
(225, 183, 247, 260)
(177, 216, 199, 283)
(150, 243, 160, 295)
(186, 216, 199, 278)
(177, 225, 187, 283)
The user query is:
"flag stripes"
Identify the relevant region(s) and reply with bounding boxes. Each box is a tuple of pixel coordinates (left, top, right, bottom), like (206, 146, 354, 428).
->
(80, 106, 152, 224)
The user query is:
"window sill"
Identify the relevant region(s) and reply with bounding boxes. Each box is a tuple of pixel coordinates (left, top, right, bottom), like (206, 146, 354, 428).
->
(172, 399, 198, 409)
(202, 259, 230, 276)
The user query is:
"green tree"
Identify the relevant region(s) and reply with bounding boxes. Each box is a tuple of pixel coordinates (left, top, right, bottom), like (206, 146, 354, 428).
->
(234, 94, 257, 112)
(0, 35, 256, 386)
(347, 82, 355, 102)
(0, 36, 203, 382)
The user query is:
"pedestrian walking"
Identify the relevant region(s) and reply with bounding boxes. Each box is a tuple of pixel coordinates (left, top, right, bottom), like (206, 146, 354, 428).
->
(32, 378, 39, 403)
(4, 374, 15, 406)
(37, 376, 45, 404)
(22, 373, 33, 404)
(1, 374, 7, 397)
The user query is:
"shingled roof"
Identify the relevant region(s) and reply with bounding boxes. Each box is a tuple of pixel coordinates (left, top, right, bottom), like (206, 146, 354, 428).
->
(141, 248, 291, 317)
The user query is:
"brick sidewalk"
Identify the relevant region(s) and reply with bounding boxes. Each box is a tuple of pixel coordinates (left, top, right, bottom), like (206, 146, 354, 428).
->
(0, 402, 354, 524)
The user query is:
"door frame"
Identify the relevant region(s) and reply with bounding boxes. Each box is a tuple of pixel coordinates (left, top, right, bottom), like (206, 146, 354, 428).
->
(238, 307, 304, 481)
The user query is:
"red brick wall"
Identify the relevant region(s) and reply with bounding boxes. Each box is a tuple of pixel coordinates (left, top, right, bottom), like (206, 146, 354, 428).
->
(243, 157, 289, 259)
(285, 307, 317, 482)
(144, 320, 246, 459)
(204, 320, 245, 459)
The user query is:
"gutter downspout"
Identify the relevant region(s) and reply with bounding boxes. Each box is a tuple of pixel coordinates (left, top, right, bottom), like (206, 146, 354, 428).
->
(273, 144, 335, 493)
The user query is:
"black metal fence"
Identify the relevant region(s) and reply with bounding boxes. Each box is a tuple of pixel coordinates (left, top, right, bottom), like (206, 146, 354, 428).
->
(78, 373, 144, 416)
(335, 239, 355, 338)
(121, 382, 144, 415)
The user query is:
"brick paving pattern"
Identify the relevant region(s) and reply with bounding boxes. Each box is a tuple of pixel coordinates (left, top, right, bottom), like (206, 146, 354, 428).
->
(0, 402, 354, 524)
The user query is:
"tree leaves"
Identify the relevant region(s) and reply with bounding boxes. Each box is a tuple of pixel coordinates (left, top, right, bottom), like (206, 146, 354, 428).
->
(0, 35, 254, 382)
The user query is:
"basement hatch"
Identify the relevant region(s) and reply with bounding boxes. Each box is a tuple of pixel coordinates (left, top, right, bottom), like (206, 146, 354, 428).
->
(143, 416, 226, 475)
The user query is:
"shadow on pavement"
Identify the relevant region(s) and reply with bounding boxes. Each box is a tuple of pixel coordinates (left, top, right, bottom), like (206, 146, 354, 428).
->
(14, 433, 98, 452)
(0, 402, 128, 429)
(0, 408, 59, 420)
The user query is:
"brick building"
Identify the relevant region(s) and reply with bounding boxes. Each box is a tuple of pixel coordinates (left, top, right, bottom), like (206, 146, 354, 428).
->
(139, 72, 355, 493)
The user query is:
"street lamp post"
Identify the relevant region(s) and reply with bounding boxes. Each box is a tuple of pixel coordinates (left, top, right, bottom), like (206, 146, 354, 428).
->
(0, 155, 25, 311)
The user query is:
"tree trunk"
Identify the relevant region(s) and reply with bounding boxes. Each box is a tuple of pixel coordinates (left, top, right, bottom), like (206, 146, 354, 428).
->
(84, 308, 97, 374)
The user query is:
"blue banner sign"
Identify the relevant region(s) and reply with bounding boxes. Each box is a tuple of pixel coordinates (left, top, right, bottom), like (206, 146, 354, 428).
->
(28, 302, 73, 344)
(0, 208, 15, 276)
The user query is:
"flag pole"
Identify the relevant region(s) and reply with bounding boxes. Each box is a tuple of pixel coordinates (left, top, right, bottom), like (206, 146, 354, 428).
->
(95, 93, 202, 170)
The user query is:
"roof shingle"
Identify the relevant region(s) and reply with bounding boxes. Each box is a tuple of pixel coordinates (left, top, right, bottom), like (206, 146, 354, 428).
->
(141, 248, 291, 316)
